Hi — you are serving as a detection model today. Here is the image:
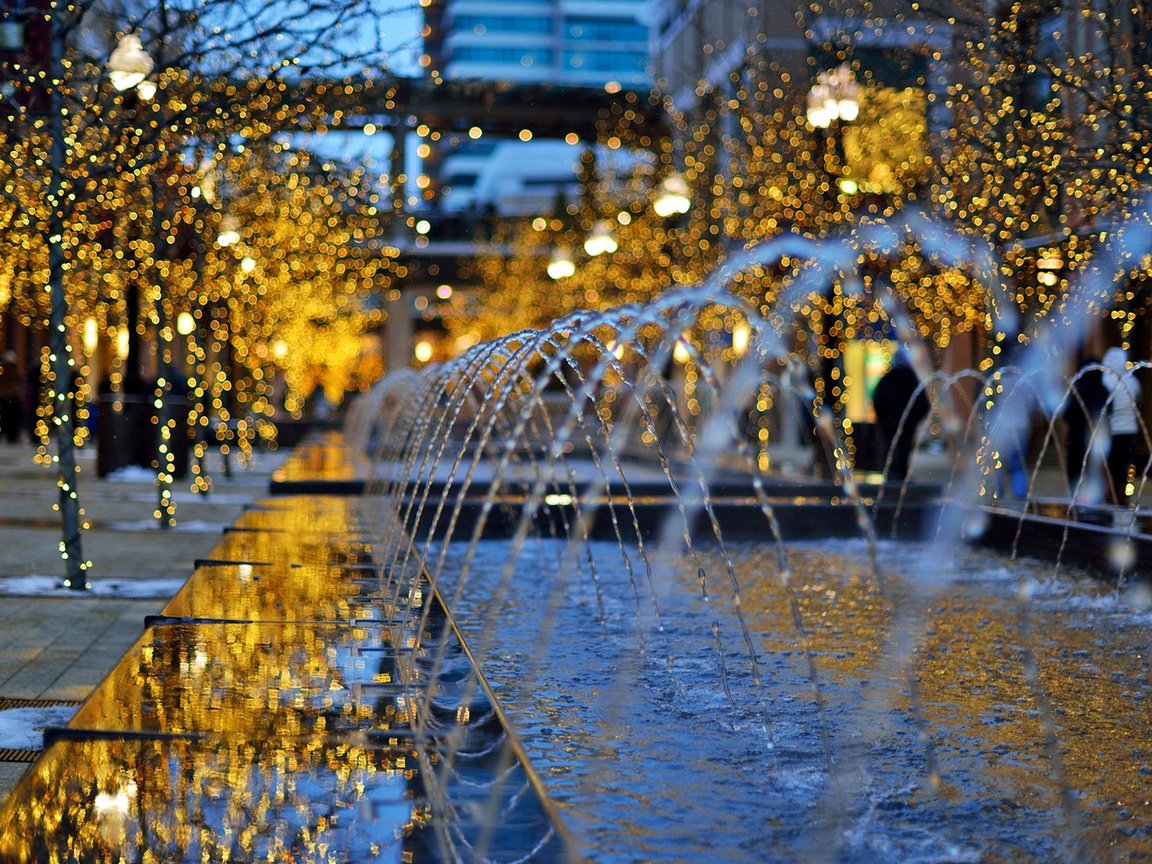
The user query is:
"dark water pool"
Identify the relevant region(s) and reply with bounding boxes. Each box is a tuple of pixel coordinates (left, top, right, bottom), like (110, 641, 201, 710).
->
(433, 538, 1152, 863)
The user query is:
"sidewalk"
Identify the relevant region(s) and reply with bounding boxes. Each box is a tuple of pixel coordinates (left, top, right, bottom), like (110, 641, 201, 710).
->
(0, 438, 285, 799)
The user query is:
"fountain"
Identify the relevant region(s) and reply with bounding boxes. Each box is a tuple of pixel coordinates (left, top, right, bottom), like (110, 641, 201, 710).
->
(2, 206, 1152, 862)
(342, 205, 1152, 862)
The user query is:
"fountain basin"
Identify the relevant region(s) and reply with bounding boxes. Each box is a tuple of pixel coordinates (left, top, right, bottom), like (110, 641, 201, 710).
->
(0, 496, 572, 863)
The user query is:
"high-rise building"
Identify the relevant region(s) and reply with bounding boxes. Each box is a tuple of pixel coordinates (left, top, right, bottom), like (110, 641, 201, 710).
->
(424, 0, 651, 88)
(422, 0, 653, 215)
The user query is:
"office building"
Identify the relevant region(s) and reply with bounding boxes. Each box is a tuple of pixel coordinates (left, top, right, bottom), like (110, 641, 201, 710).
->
(422, 0, 653, 215)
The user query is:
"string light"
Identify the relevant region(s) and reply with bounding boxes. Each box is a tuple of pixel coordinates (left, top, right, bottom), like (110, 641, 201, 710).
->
(2, 13, 396, 559)
(441, 18, 1149, 471)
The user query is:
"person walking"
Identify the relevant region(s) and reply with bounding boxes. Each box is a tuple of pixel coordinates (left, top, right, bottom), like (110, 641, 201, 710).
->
(872, 347, 929, 482)
(1102, 346, 1142, 505)
(0, 351, 25, 444)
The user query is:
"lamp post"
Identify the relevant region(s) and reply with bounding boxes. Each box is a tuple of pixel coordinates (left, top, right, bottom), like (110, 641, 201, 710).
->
(806, 64, 860, 461)
(806, 64, 859, 212)
(653, 171, 691, 219)
(583, 220, 617, 257)
(109, 36, 186, 525)
(104, 36, 156, 400)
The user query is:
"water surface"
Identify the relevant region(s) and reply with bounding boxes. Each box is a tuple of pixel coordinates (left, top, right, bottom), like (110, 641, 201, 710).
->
(436, 539, 1152, 863)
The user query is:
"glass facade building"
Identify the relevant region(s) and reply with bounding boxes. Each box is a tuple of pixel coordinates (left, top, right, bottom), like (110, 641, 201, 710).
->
(425, 0, 652, 88)
(421, 0, 654, 215)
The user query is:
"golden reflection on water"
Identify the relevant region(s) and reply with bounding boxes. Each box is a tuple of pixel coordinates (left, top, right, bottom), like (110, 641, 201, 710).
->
(0, 497, 440, 861)
(163, 562, 394, 623)
(735, 545, 1152, 859)
(71, 623, 411, 736)
(0, 494, 568, 863)
(270, 434, 364, 483)
(0, 737, 425, 862)
(0, 622, 429, 860)
(207, 528, 374, 568)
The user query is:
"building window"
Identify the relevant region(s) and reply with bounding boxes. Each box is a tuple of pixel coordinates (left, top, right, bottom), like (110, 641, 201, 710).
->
(564, 17, 648, 43)
(564, 50, 647, 74)
(1035, 12, 1064, 105)
(452, 46, 553, 67)
(453, 15, 552, 36)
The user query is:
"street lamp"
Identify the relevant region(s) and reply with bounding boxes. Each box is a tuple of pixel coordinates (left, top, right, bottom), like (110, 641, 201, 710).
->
(547, 246, 576, 280)
(107, 34, 155, 98)
(216, 213, 241, 247)
(805, 65, 861, 209)
(806, 64, 860, 129)
(653, 171, 691, 218)
(805, 65, 861, 440)
(584, 220, 617, 257)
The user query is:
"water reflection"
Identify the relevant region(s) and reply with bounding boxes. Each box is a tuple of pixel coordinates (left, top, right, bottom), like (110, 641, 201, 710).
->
(0, 622, 430, 861)
(72, 623, 411, 736)
(0, 736, 426, 861)
(441, 538, 1152, 862)
(0, 497, 568, 862)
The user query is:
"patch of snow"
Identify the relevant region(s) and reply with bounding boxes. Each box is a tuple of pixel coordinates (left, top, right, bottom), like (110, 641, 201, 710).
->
(170, 492, 259, 505)
(0, 705, 78, 750)
(104, 519, 225, 533)
(0, 575, 186, 599)
(103, 466, 161, 483)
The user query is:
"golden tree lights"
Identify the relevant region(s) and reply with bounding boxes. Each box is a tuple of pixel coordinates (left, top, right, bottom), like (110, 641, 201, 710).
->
(444, 0, 1149, 395)
(914, 0, 1151, 321)
(443, 57, 964, 369)
(195, 146, 392, 423)
(0, 0, 403, 582)
(2, 138, 390, 514)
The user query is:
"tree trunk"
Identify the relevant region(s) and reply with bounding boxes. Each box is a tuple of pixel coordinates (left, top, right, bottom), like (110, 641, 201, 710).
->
(48, 13, 87, 590)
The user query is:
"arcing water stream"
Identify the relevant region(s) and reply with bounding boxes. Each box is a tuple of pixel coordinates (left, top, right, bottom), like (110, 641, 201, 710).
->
(351, 202, 1152, 861)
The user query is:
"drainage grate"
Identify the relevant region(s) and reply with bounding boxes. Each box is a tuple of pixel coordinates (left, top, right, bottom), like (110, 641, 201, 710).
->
(0, 698, 82, 711)
(0, 698, 83, 761)
(0, 748, 40, 763)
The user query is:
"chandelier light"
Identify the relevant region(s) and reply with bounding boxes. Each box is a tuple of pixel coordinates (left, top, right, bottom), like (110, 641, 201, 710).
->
(653, 172, 691, 218)
(107, 34, 154, 92)
(806, 64, 860, 128)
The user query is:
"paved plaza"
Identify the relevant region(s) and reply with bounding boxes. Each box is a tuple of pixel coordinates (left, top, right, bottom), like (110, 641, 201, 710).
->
(0, 438, 285, 799)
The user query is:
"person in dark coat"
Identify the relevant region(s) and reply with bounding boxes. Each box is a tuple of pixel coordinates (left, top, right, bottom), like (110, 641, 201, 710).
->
(1063, 356, 1108, 497)
(0, 351, 25, 444)
(872, 347, 929, 481)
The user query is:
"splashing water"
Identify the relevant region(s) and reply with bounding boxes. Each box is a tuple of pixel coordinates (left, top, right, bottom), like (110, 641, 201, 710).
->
(353, 201, 1152, 861)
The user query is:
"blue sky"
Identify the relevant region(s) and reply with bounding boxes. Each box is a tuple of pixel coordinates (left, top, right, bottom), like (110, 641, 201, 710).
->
(380, 0, 422, 76)
(282, 1, 421, 178)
